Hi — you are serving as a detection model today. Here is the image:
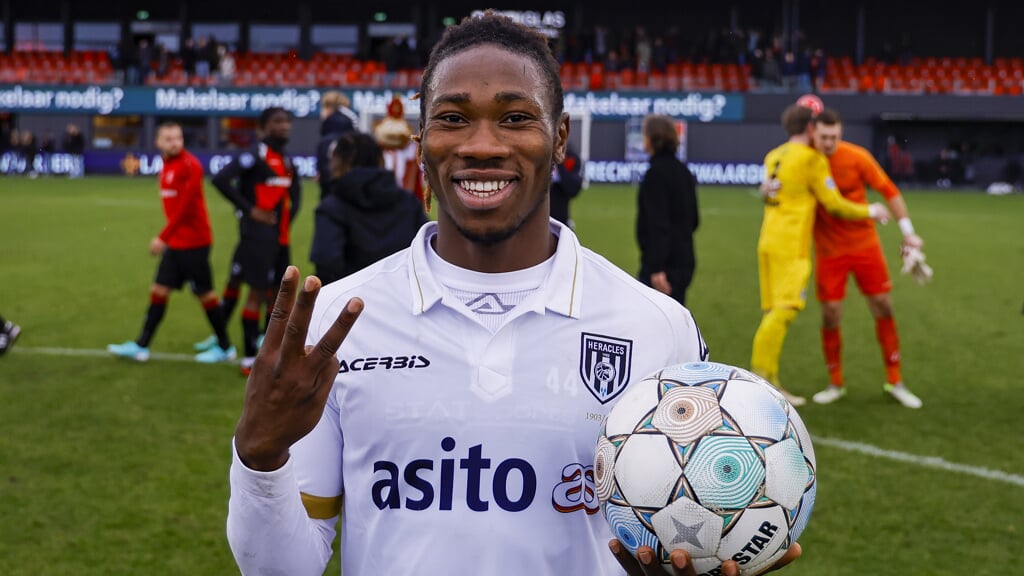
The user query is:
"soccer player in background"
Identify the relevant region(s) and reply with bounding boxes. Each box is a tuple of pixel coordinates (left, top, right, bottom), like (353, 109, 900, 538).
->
(807, 108, 924, 408)
(0, 314, 21, 355)
(752, 105, 891, 406)
(208, 107, 301, 375)
(225, 12, 801, 576)
(107, 122, 236, 364)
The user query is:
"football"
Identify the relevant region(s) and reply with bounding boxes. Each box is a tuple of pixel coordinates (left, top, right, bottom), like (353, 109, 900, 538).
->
(595, 361, 816, 576)
(795, 93, 825, 115)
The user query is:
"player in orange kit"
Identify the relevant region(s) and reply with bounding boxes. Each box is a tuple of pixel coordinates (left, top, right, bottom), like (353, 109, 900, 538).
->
(808, 107, 925, 408)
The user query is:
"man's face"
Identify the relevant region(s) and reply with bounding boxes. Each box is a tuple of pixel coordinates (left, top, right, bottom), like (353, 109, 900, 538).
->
(156, 126, 184, 157)
(419, 44, 568, 245)
(265, 111, 292, 141)
(813, 122, 842, 157)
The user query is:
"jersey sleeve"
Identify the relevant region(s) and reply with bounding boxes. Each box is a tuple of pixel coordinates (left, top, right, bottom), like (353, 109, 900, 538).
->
(857, 148, 901, 200)
(808, 153, 871, 220)
(226, 441, 337, 575)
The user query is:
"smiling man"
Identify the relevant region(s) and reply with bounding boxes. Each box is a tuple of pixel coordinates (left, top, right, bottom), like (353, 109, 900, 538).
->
(225, 12, 799, 576)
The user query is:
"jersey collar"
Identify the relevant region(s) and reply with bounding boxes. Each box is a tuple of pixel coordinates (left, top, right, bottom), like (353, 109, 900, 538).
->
(408, 219, 583, 319)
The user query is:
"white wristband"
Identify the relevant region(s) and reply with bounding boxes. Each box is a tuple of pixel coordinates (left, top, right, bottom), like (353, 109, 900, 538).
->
(898, 217, 915, 236)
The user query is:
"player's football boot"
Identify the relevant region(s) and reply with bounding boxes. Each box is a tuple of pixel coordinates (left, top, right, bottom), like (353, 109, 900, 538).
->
(240, 356, 256, 377)
(193, 335, 219, 352)
(776, 386, 806, 407)
(0, 322, 20, 355)
(812, 385, 847, 404)
(884, 383, 923, 409)
(107, 340, 151, 362)
(195, 345, 237, 364)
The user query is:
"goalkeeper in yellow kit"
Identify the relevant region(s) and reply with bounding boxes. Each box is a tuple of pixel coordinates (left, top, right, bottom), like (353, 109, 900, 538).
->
(752, 104, 891, 406)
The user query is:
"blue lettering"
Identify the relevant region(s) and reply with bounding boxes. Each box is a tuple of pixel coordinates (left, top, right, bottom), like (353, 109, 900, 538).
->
(403, 459, 434, 510)
(370, 438, 538, 512)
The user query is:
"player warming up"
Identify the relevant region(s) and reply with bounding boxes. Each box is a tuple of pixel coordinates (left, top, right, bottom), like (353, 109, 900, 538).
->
(225, 11, 800, 576)
(807, 107, 924, 408)
(752, 105, 890, 406)
(108, 122, 235, 364)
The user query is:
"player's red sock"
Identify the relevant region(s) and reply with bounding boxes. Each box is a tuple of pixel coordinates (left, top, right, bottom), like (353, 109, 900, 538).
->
(875, 316, 902, 384)
(821, 327, 843, 386)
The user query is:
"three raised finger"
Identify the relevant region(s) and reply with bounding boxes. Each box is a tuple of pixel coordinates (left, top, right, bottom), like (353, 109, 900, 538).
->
(262, 265, 300, 356)
(311, 297, 364, 367)
(280, 275, 323, 359)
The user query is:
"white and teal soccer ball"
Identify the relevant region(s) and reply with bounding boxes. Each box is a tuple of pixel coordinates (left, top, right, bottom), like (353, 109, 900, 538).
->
(595, 361, 816, 576)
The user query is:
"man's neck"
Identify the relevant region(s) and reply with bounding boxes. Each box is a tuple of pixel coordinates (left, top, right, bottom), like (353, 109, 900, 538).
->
(432, 215, 557, 274)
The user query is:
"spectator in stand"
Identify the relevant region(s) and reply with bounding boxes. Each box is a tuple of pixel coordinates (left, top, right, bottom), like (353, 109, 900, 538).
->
(651, 36, 668, 73)
(781, 50, 798, 91)
(218, 45, 236, 85)
(195, 37, 212, 81)
(120, 37, 139, 85)
(181, 38, 197, 82)
(810, 48, 827, 91)
(137, 39, 154, 85)
(205, 36, 222, 80)
(157, 43, 171, 79)
(635, 27, 651, 74)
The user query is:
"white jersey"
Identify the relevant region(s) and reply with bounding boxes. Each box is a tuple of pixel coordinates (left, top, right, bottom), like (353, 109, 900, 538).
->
(227, 220, 709, 576)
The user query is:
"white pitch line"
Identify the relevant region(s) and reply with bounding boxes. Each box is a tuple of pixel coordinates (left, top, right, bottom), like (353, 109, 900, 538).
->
(9, 346, 1024, 487)
(812, 435, 1024, 487)
(13, 346, 236, 364)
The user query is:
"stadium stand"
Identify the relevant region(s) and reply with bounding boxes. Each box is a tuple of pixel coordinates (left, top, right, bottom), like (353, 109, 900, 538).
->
(3, 49, 1023, 95)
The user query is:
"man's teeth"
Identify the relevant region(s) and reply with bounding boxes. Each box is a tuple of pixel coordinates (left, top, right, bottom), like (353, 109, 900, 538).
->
(460, 180, 509, 195)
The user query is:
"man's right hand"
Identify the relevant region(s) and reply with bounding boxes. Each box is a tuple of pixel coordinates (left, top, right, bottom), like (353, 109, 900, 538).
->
(234, 266, 363, 471)
(609, 541, 802, 576)
(250, 207, 277, 225)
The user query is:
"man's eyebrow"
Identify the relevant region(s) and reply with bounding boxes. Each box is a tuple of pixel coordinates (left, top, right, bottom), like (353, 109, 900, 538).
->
(432, 91, 534, 106)
(493, 91, 531, 104)
(433, 92, 470, 106)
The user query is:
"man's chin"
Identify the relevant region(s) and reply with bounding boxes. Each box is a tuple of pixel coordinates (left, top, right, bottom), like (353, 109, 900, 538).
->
(454, 221, 521, 246)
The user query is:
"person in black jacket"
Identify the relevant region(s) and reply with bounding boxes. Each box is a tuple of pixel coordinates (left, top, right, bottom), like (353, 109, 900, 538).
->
(315, 91, 358, 199)
(310, 132, 427, 285)
(550, 144, 584, 228)
(635, 113, 700, 307)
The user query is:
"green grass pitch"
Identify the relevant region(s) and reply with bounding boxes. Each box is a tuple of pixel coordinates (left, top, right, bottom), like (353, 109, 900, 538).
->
(0, 176, 1021, 575)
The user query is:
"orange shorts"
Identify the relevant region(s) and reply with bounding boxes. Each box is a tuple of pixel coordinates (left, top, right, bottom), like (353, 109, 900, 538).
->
(815, 243, 892, 301)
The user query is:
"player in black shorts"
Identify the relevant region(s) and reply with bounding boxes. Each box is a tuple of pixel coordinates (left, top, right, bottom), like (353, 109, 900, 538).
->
(108, 122, 235, 363)
(209, 107, 301, 375)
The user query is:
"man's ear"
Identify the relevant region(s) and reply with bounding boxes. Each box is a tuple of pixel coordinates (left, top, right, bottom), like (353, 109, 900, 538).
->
(553, 112, 570, 164)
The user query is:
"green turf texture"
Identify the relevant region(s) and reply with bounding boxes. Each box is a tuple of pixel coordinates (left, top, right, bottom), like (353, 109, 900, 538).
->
(0, 176, 1020, 575)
